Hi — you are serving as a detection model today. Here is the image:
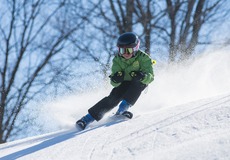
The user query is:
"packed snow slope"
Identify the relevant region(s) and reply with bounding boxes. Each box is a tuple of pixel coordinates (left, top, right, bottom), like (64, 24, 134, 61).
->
(0, 94, 230, 160)
(0, 50, 230, 160)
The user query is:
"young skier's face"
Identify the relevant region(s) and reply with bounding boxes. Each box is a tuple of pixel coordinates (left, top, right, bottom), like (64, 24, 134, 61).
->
(119, 47, 134, 59)
(122, 52, 133, 59)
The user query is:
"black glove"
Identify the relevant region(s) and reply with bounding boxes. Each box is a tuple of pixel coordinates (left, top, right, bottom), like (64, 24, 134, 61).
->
(130, 71, 146, 81)
(109, 71, 124, 83)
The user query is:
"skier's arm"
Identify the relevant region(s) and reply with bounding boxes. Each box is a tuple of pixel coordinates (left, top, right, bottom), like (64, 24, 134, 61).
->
(140, 55, 154, 85)
(110, 56, 123, 87)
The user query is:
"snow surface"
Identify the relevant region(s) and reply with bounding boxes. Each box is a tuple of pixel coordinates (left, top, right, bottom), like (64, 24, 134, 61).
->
(0, 94, 230, 160)
(0, 51, 230, 160)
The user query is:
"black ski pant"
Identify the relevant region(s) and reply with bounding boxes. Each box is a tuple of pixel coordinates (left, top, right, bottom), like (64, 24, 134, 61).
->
(88, 81, 147, 121)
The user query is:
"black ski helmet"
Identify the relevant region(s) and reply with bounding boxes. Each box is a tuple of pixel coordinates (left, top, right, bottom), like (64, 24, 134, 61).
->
(117, 32, 140, 48)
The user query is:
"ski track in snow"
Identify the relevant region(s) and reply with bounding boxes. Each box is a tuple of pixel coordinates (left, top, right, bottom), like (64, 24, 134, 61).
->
(0, 94, 230, 160)
(100, 94, 230, 160)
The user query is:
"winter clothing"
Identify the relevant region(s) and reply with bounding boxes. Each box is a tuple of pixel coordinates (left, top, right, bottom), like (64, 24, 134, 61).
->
(110, 50, 154, 87)
(76, 33, 154, 129)
(76, 113, 95, 129)
(88, 80, 147, 121)
(117, 32, 140, 48)
(109, 71, 124, 83)
(116, 100, 132, 115)
(130, 71, 146, 81)
(84, 50, 153, 122)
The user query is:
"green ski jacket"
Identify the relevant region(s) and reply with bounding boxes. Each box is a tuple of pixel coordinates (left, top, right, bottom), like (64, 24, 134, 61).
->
(110, 50, 154, 87)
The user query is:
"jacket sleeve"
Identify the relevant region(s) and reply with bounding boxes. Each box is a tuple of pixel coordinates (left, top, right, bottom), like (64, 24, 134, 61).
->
(110, 56, 122, 87)
(139, 54, 154, 85)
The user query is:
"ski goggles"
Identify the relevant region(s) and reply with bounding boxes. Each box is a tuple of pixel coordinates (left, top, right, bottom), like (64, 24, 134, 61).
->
(118, 47, 135, 55)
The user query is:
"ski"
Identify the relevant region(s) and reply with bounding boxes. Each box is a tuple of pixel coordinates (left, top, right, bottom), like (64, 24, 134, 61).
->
(76, 111, 134, 131)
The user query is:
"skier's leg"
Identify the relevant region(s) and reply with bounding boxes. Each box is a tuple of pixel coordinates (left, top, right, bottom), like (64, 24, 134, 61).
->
(115, 81, 146, 115)
(115, 100, 132, 115)
(87, 96, 120, 121)
(76, 113, 95, 130)
(122, 81, 147, 105)
(88, 81, 130, 121)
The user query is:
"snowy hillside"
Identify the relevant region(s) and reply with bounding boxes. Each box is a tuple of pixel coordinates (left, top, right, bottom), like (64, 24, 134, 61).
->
(0, 51, 230, 160)
(0, 93, 230, 160)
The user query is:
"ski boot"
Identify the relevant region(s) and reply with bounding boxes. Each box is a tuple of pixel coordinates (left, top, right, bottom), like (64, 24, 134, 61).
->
(76, 113, 95, 130)
(115, 100, 133, 119)
(122, 111, 133, 119)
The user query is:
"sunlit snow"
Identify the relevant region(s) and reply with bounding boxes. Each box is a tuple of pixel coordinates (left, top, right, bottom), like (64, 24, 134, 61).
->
(0, 50, 230, 160)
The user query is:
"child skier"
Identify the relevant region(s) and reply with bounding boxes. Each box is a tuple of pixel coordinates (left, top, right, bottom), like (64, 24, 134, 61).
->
(76, 32, 154, 129)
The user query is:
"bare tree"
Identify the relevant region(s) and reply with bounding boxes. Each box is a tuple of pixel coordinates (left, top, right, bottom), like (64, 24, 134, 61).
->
(164, 0, 228, 62)
(134, 0, 166, 54)
(0, 0, 88, 143)
(67, 0, 136, 80)
(71, 0, 230, 67)
(97, 0, 135, 77)
(108, 0, 134, 33)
